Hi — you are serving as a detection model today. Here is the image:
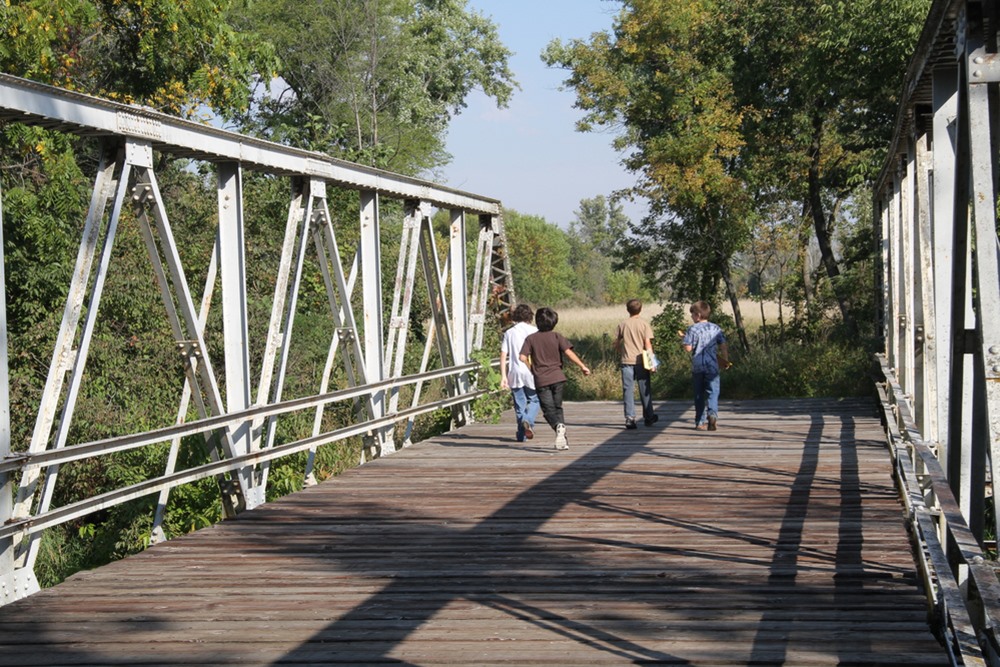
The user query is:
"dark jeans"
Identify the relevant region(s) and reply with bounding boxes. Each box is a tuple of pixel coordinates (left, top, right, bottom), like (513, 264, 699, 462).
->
(536, 381, 566, 429)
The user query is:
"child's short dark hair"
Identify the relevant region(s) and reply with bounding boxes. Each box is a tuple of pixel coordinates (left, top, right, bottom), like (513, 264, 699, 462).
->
(511, 304, 534, 324)
(691, 300, 712, 318)
(535, 307, 558, 332)
(626, 299, 642, 316)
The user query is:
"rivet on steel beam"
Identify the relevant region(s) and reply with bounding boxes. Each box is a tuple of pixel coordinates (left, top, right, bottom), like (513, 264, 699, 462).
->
(974, 56, 985, 64)
(973, 70, 983, 78)
(990, 346, 1000, 354)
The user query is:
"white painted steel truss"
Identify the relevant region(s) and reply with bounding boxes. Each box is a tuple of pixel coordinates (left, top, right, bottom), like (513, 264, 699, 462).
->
(875, 0, 1000, 663)
(0, 74, 515, 605)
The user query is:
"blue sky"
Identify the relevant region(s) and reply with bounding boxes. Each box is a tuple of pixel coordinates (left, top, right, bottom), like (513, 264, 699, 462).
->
(441, 0, 644, 229)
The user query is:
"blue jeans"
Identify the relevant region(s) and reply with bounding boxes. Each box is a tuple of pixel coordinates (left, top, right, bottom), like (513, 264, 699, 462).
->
(621, 363, 653, 421)
(511, 386, 539, 441)
(692, 371, 720, 425)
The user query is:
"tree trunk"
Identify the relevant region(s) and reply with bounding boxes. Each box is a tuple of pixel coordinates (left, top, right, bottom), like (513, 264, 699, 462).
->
(796, 219, 812, 316)
(807, 112, 857, 335)
(758, 298, 767, 345)
(720, 257, 750, 353)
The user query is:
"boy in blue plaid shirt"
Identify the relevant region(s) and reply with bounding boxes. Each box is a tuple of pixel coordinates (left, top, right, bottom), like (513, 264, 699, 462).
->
(680, 301, 730, 431)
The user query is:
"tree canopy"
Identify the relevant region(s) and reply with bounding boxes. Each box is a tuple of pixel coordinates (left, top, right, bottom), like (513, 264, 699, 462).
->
(238, 0, 517, 173)
(1, 0, 276, 118)
(543, 0, 929, 340)
(504, 209, 575, 307)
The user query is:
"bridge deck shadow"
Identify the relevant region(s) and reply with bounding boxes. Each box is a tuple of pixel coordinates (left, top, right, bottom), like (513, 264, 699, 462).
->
(0, 398, 950, 666)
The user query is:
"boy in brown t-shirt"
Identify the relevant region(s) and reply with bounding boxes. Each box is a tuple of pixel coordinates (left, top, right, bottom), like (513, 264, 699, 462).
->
(519, 307, 591, 450)
(614, 299, 657, 429)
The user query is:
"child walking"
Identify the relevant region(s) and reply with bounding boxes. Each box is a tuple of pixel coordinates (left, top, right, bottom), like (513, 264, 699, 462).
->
(680, 301, 730, 430)
(519, 307, 591, 450)
(614, 298, 657, 429)
(499, 304, 539, 442)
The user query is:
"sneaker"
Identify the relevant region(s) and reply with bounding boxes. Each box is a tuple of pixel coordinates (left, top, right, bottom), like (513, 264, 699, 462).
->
(524, 423, 534, 440)
(707, 415, 717, 431)
(625, 418, 637, 430)
(695, 423, 707, 431)
(554, 423, 569, 450)
(644, 414, 659, 426)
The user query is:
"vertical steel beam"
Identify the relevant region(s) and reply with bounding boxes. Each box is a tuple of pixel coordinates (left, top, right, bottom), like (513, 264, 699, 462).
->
(359, 190, 390, 455)
(901, 143, 917, 403)
(914, 129, 935, 439)
(449, 210, 471, 425)
(965, 37, 1000, 546)
(889, 167, 903, 375)
(217, 163, 258, 508)
(932, 65, 959, 454)
(945, 49, 976, 538)
(878, 196, 890, 352)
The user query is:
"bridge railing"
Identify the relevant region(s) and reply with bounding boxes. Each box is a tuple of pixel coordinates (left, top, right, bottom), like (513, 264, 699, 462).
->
(875, 0, 1000, 663)
(0, 74, 514, 605)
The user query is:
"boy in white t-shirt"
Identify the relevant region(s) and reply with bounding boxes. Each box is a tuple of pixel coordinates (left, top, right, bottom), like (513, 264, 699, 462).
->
(500, 304, 539, 442)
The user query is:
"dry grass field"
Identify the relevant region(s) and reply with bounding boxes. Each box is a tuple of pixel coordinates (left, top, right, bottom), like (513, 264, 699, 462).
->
(558, 300, 790, 338)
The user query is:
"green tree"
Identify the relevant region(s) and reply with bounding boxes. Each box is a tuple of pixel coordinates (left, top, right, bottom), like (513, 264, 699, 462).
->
(566, 196, 622, 304)
(0, 0, 275, 118)
(240, 0, 516, 173)
(543, 0, 754, 348)
(570, 195, 628, 256)
(504, 209, 574, 307)
(543, 0, 928, 342)
(605, 269, 654, 305)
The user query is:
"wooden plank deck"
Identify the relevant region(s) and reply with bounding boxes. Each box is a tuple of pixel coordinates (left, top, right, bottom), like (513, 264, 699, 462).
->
(0, 398, 950, 666)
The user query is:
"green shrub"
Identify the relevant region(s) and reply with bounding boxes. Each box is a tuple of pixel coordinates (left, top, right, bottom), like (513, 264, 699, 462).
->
(652, 338, 873, 400)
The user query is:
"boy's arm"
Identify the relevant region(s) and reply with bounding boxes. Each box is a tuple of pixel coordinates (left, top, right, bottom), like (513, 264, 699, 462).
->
(678, 326, 691, 352)
(564, 348, 591, 376)
(499, 350, 510, 389)
(718, 342, 732, 369)
(518, 353, 530, 364)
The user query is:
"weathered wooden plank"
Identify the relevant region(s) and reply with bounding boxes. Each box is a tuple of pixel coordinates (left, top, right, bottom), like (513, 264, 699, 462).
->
(0, 399, 950, 666)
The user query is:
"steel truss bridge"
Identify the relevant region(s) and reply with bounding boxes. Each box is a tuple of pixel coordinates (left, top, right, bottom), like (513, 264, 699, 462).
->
(876, 0, 1000, 664)
(0, 71, 514, 604)
(0, 0, 1000, 664)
